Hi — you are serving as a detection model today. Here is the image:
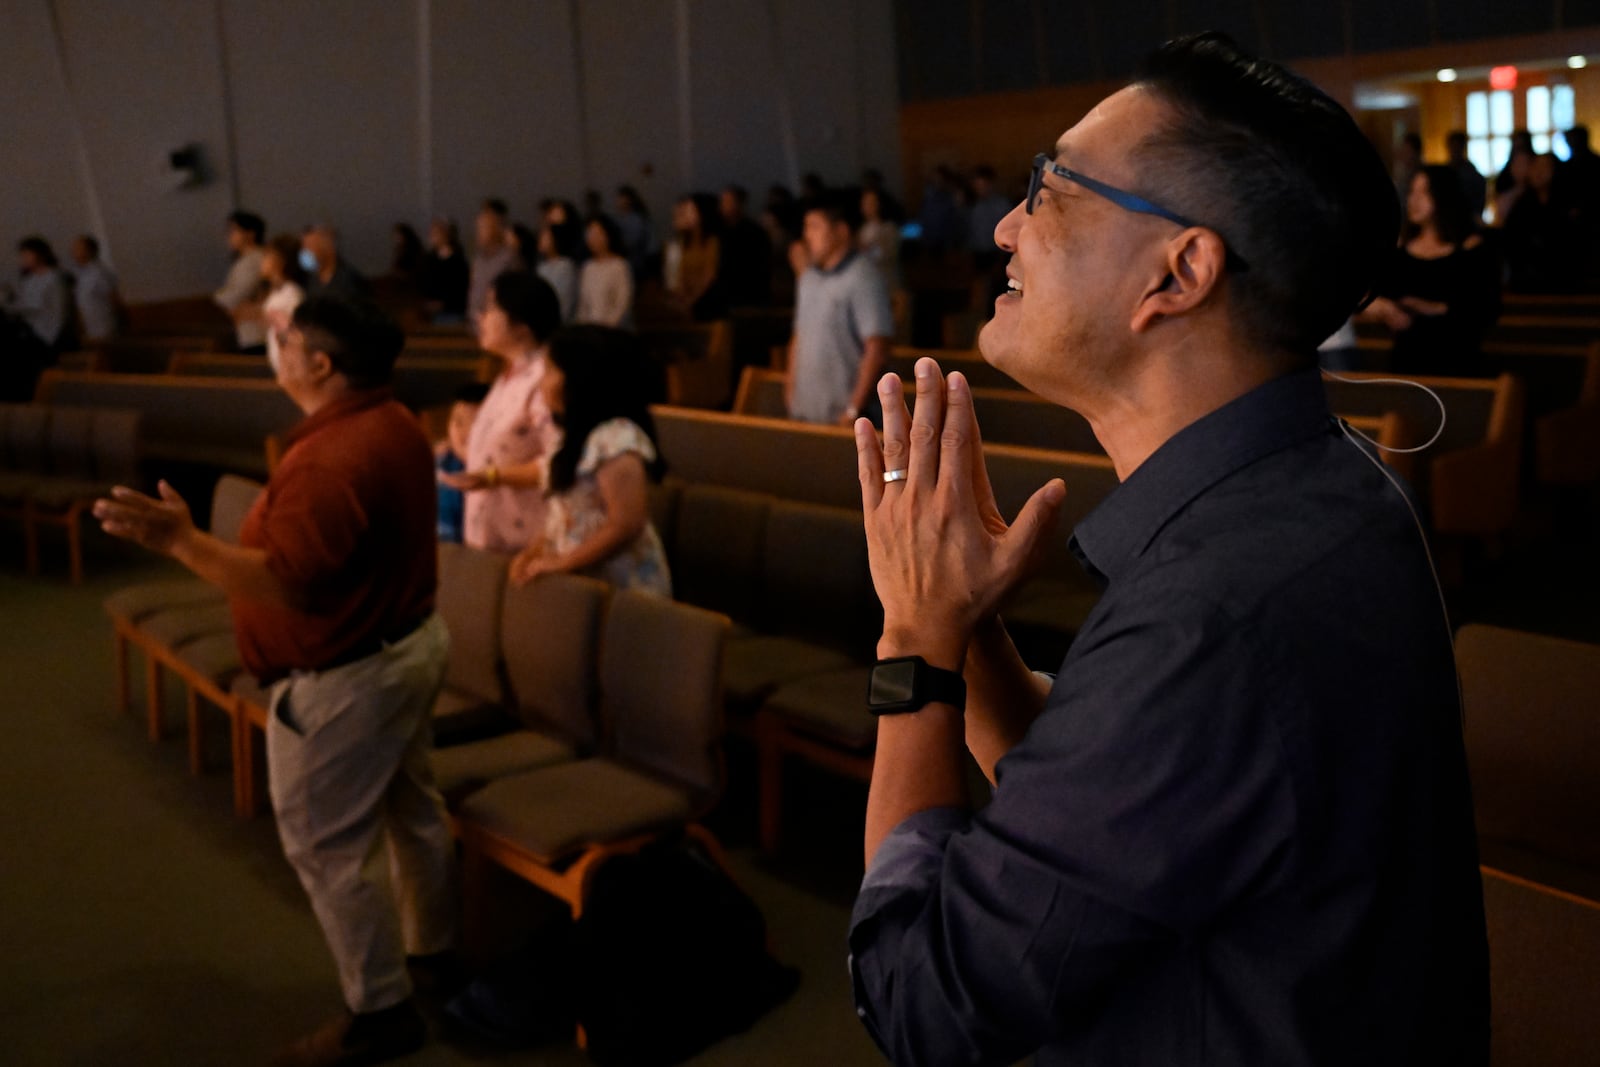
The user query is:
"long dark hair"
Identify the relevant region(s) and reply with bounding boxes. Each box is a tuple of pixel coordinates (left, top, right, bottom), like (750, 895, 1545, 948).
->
(268, 233, 307, 288)
(1404, 164, 1476, 247)
(545, 325, 666, 493)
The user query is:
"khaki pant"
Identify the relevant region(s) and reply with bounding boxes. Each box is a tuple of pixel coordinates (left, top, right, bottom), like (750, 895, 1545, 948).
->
(266, 613, 455, 1013)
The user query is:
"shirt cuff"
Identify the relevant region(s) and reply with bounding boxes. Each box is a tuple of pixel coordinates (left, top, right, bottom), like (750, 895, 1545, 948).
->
(859, 806, 969, 896)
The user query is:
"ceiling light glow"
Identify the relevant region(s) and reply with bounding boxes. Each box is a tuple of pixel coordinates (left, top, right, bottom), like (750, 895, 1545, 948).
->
(1437, 68, 1458, 83)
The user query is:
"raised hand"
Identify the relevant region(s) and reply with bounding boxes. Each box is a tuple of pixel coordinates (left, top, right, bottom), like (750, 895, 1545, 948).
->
(855, 357, 1065, 667)
(92, 480, 197, 557)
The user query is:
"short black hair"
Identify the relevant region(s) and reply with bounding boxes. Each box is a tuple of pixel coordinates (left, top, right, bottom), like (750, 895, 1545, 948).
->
(481, 198, 509, 218)
(267, 233, 308, 287)
(76, 234, 100, 257)
(291, 294, 404, 389)
(228, 211, 266, 243)
(616, 185, 647, 216)
(490, 269, 562, 340)
(804, 188, 864, 233)
(1405, 165, 1476, 247)
(722, 184, 748, 206)
(1568, 125, 1591, 152)
(1132, 32, 1399, 357)
(586, 214, 624, 257)
(546, 216, 584, 260)
(452, 381, 490, 405)
(544, 325, 666, 493)
(18, 236, 57, 267)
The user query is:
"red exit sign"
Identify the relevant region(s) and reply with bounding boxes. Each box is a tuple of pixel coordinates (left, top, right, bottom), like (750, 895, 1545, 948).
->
(1489, 65, 1519, 91)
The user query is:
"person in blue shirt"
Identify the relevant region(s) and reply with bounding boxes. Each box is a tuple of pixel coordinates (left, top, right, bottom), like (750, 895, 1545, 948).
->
(847, 32, 1488, 1066)
(435, 382, 488, 544)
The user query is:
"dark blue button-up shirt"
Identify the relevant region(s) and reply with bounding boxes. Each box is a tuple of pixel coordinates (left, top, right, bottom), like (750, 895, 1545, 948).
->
(850, 369, 1489, 1066)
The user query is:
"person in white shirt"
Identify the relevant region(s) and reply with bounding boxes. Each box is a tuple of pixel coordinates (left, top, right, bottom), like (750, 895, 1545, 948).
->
(233, 234, 307, 372)
(533, 220, 579, 323)
(4, 236, 70, 349)
(215, 211, 268, 353)
(70, 235, 121, 342)
(468, 198, 520, 322)
(575, 216, 634, 329)
(1, 236, 71, 400)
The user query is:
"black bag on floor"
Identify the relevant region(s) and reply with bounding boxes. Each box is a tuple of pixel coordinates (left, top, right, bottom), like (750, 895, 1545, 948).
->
(574, 835, 800, 1066)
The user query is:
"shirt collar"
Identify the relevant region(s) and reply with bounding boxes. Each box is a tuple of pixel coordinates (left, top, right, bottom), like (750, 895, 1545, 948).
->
(1070, 368, 1334, 583)
(813, 250, 859, 276)
(281, 386, 395, 451)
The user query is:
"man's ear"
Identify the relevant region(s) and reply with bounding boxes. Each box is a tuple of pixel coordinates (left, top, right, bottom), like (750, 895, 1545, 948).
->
(307, 348, 337, 384)
(1130, 228, 1227, 334)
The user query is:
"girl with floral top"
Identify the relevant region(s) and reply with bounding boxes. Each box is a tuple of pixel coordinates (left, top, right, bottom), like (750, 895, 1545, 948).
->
(509, 325, 671, 596)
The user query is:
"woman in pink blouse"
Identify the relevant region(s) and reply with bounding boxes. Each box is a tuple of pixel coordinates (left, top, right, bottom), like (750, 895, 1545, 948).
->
(439, 270, 562, 553)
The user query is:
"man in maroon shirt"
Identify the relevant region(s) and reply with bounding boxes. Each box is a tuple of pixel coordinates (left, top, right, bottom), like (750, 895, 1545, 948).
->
(96, 295, 454, 1066)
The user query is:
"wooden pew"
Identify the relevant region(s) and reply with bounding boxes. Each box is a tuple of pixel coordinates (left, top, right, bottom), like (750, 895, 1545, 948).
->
(166, 353, 273, 378)
(649, 403, 1118, 594)
(1323, 372, 1524, 543)
(885, 346, 1022, 390)
(1500, 291, 1600, 318)
(1481, 868, 1600, 1067)
(640, 321, 734, 410)
(1533, 342, 1600, 487)
(34, 371, 299, 478)
(1486, 315, 1600, 348)
(733, 366, 1103, 453)
(120, 296, 234, 340)
(83, 334, 220, 374)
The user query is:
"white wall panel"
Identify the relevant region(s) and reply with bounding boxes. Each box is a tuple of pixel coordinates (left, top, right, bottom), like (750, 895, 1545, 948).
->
(0, 0, 96, 268)
(685, 0, 790, 195)
(428, 0, 587, 234)
(0, 0, 899, 300)
(223, 0, 419, 277)
(54, 0, 235, 300)
(576, 0, 687, 239)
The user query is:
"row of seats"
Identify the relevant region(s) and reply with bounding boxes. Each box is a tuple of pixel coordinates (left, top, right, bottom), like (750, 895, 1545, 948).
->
(0, 402, 141, 582)
(106, 478, 736, 923)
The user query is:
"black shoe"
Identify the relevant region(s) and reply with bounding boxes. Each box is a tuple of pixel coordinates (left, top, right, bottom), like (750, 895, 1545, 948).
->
(270, 1000, 426, 1067)
(407, 950, 469, 1001)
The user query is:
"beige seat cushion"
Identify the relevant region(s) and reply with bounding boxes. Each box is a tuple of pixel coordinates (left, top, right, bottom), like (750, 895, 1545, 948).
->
(106, 579, 224, 624)
(431, 686, 515, 748)
(722, 635, 854, 715)
(170, 630, 244, 687)
(431, 731, 578, 807)
(459, 759, 693, 863)
(137, 601, 235, 646)
(762, 666, 877, 750)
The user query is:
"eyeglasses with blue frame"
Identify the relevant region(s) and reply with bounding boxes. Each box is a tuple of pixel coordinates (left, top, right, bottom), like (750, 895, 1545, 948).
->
(1027, 152, 1249, 272)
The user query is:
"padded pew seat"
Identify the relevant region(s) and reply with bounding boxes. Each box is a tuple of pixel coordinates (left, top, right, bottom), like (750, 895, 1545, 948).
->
(459, 761, 695, 864)
(105, 579, 223, 621)
(722, 637, 856, 716)
(137, 601, 235, 648)
(432, 733, 577, 807)
(760, 667, 876, 750)
(431, 689, 515, 748)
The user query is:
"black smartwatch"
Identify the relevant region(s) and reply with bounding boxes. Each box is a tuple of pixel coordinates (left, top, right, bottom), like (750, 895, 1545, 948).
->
(866, 656, 967, 715)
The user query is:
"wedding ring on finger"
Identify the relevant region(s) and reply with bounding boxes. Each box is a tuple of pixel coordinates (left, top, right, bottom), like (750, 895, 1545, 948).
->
(883, 468, 909, 484)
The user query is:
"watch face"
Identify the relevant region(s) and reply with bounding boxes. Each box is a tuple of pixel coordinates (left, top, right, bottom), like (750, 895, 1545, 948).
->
(869, 660, 918, 706)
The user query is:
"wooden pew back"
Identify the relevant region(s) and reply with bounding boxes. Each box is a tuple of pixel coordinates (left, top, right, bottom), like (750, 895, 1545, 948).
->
(34, 371, 300, 477)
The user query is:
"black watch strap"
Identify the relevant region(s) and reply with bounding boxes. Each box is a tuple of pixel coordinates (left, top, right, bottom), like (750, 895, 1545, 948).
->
(867, 655, 967, 715)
